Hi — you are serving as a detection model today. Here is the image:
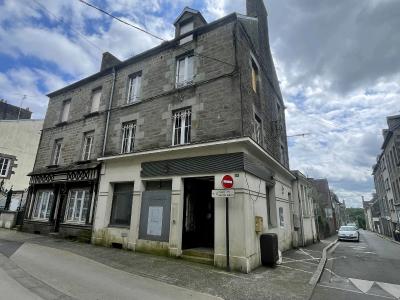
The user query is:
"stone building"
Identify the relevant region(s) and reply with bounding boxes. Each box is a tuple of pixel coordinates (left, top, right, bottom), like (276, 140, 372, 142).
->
(0, 99, 32, 120)
(372, 115, 400, 237)
(24, 0, 295, 272)
(291, 171, 318, 246)
(309, 178, 337, 239)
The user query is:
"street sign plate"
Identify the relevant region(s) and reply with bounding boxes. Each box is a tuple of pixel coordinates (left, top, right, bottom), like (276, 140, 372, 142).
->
(212, 189, 235, 198)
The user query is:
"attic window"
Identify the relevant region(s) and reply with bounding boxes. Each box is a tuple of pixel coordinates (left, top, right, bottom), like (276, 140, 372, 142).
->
(180, 22, 193, 35)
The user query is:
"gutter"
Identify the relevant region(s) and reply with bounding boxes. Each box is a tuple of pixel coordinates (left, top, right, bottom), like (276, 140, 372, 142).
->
(102, 67, 116, 156)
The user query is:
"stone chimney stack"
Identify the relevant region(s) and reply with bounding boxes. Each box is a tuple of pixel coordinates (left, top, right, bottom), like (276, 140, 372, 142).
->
(100, 52, 121, 71)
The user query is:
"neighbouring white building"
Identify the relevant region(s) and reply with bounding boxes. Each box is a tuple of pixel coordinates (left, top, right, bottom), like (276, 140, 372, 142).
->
(292, 170, 318, 246)
(0, 119, 43, 210)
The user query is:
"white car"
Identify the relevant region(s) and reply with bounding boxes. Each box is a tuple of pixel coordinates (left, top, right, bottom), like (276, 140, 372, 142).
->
(338, 225, 359, 242)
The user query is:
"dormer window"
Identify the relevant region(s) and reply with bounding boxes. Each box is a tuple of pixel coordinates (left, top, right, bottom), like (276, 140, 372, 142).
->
(179, 21, 194, 45)
(180, 22, 194, 35)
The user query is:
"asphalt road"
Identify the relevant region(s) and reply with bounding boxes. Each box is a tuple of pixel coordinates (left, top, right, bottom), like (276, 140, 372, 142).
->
(0, 239, 221, 300)
(311, 230, 400, 300)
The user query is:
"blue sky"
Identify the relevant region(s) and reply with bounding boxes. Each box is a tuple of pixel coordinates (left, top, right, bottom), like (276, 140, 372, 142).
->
(1, 0, 400, 207)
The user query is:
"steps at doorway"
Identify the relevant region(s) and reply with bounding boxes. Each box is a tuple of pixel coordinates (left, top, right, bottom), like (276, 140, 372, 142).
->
(181, 248, 214, 265)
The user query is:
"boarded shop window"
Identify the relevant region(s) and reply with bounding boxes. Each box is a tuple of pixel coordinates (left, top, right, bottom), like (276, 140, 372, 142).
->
(121, 122, 136, 153)
(172, 108, 191, 145)
(279, 207, 284, 227)
(32, 190, 54, 220)
(110, 183, 134, 226)
(65, 189, 90, 223)
(0, 157, 10, 177)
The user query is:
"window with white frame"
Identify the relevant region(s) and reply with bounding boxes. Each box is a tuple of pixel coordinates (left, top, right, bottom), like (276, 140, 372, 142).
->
(121, 122, 136, 153)
(60, 100, 71, 122)
(172, 108, 191, 145)
(176, 54, 194, 87)
(127, 73, 142, 104)
(32, 190, 54, 220)
(65, 189, 90, 223)
(279, 207, 284, 227)
(0, 157, 10, 177)
(254, 114, 262, 144)
(52, 139, 62, 165)
(90, 88, 101, 113)
(82, 132, 94, 161)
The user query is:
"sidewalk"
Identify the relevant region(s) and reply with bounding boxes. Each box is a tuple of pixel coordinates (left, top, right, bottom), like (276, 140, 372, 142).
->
(0, 229, 334, 300)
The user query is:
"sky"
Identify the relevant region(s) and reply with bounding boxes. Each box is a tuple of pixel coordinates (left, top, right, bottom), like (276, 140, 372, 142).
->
(1, 0, 399, 207)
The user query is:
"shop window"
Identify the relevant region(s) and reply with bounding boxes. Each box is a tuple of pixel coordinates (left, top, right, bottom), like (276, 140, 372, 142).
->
(65, 189, 90, 223)
(172, 108, 191, 145)
(110, 183, 134, 226)
(32, 190, 54, 220)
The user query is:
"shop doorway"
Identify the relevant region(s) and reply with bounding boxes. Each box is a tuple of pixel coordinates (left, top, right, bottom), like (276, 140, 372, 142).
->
(182, 177, 214, 250)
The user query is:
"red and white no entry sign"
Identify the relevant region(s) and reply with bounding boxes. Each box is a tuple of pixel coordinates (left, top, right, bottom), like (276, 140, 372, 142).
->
(221, 175, 234, 189)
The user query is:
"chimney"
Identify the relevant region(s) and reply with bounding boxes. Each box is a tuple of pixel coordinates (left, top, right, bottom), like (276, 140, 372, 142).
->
(100, 52, 121, 71)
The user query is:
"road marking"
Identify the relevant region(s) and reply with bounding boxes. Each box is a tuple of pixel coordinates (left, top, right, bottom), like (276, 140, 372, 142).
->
(276, 265, 313, 274)
(349, 278, 374, 293)
(298, 248, 317, 259)
(376, 282, 400, 299)
(318, 284, 395, 299)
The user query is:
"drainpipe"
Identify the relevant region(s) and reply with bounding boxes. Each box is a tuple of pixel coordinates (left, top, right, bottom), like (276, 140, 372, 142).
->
(102, 67, 116, 156)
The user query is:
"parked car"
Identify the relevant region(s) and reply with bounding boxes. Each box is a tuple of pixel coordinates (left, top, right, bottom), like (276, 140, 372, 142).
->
(338, 225, 359, 242)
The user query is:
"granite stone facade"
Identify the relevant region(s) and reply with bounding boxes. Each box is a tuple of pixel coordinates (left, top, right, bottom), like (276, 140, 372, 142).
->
(24, 0, 290, 251)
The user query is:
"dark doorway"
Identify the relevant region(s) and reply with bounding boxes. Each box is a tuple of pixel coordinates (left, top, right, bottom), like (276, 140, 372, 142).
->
(182, 177, 214, 250)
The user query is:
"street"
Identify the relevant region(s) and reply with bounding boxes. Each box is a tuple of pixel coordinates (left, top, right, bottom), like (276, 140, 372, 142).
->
(0, 238, 220, 300)
(311, 230, 400, 299)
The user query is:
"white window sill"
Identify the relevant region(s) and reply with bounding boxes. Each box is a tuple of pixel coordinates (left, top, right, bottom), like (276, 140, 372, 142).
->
(62, 221, 87, 225)
(31, 218, 49, 222)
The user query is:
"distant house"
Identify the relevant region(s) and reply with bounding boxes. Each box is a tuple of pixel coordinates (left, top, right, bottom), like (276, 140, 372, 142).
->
(0, 99, 32, 120)
(309, 178, 337, 239)
(372, 115, 400, 237)
(292, 171, 318, 246)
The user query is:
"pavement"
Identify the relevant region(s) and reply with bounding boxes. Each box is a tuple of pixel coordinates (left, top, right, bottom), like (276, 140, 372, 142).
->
(311, 229, 400, 300)
(0, 229, 331, 300)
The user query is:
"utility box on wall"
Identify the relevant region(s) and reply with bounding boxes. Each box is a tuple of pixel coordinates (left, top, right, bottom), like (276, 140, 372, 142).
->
(255, 216, 263, 233)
